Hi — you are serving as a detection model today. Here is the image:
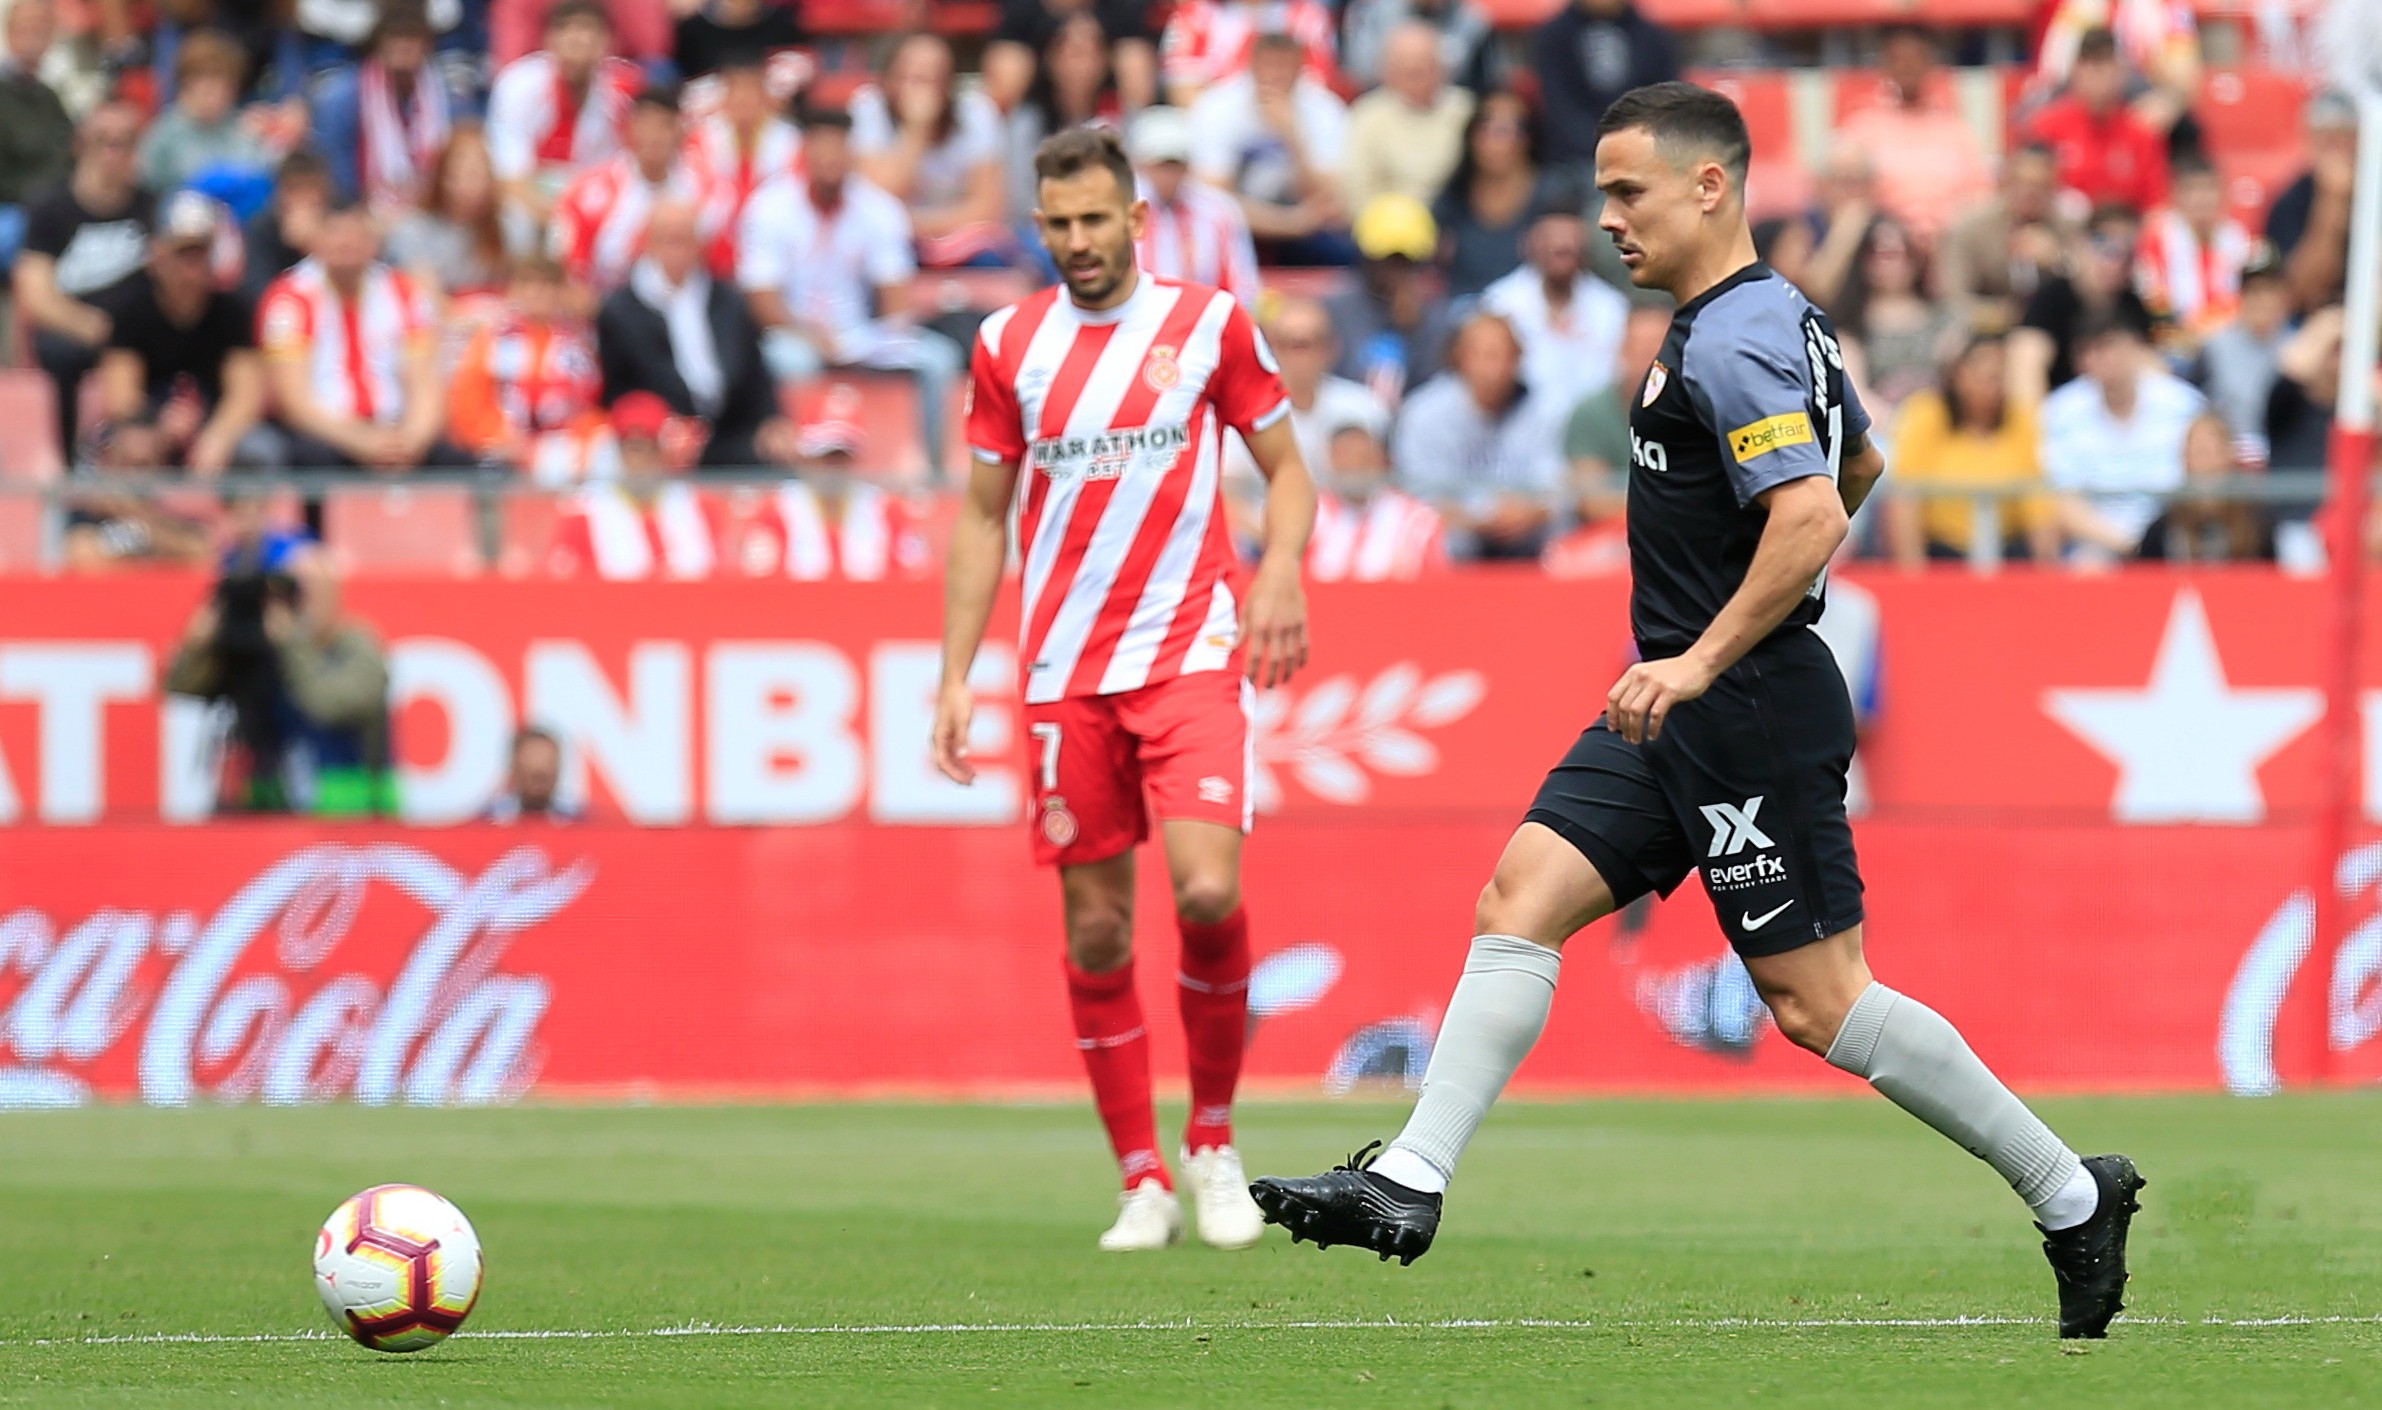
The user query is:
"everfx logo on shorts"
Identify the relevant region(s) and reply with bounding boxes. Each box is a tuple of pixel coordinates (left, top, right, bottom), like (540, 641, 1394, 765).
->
(1700, 797, 1774, 858)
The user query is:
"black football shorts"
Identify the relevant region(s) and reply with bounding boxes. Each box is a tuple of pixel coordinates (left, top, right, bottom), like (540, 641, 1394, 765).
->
(1524, 626, 1864, 957)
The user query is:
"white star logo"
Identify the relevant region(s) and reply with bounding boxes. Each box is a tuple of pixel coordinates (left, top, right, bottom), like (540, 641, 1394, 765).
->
(2044, 589, 2322, 823)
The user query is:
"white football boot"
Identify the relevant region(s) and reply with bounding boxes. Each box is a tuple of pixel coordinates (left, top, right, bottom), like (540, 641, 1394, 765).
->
(1097, 1178, 1184, 1252)
(1182, 1145, 1266, 1250)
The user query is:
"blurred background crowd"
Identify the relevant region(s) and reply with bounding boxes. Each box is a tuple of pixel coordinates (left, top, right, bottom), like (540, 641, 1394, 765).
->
(0, 0, 2370, 585)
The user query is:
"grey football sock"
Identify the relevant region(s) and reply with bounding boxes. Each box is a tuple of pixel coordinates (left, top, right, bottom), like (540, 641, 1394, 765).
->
(1825, 982, 2084, 1211)
(1377, 935, 1563, 1194)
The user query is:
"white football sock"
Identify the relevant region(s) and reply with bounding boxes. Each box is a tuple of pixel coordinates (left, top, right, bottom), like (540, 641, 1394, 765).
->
(2033, 1162, 2102, 1232)
(1824, 982, 2089, 1224)
(1379, 934, 1563, 1195)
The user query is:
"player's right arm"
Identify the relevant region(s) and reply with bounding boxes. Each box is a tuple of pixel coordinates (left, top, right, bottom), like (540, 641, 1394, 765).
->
(934, 321, 1031, 786)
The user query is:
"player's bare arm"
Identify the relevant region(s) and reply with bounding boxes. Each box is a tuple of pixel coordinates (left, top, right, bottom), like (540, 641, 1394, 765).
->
(1607, 473, 1846, 745)
(1837, 438, 1883, 515)
(1238, 414, 1317, 690)
(933, 452, 1021, 785)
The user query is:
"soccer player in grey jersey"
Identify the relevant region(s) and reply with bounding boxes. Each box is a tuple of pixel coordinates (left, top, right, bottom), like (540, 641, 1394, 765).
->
(1251, 82, 2144, 1339)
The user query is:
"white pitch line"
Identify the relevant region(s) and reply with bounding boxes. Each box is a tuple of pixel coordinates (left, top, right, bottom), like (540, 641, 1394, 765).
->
(23, 1314, 2382, 1348)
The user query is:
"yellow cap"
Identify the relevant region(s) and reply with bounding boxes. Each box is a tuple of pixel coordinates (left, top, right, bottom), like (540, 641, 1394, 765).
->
(1353, 193, 1438, 263)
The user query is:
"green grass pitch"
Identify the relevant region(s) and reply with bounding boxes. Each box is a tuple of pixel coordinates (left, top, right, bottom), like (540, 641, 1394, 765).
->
(0, 1094, 2375, 1408)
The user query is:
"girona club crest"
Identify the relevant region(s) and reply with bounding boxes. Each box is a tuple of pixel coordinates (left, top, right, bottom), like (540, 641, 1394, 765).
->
(1144, 344, 1182, 393)
(1041, 797, 1080, 847)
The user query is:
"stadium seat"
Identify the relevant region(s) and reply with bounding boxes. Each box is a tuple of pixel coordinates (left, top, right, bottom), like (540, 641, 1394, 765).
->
(497, 492, 565, 578)
(0, 493, 45, 573)
(0, 369, 64, 485)
(803, 69, 875, 110)
(2218, 149, 2306, 228)
(2194, 68, 2310, 162)
(323, 485, 485, 577)
(1686, 69, 1807, 218)
(1741, 0, 1910, 28)
(930, 0, 1000, 33)
(1832, 68, 1957, 123)
(803, 0, 917, 35)
(1906, 0, 2033, 21)
(780, 376, 928, 478)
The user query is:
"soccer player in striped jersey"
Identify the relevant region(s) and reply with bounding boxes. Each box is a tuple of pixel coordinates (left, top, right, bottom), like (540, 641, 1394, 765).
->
(933, 125, 1315, 1253)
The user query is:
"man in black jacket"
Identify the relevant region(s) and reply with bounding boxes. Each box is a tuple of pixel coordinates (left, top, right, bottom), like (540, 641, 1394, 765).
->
(0, 0, 72, 261)
(1530, 0, 1678, 169)
(596, 199, 794, 469)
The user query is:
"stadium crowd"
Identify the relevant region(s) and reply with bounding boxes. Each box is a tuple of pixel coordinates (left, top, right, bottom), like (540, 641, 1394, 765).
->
(0, 0, 2369, 583)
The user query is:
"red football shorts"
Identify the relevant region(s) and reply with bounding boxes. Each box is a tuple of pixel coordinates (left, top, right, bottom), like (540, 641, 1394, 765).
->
(1021, 669, 1254, 867)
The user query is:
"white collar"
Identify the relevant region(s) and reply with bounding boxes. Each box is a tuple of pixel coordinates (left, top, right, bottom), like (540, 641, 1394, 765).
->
(1065, 270, 1153, 327)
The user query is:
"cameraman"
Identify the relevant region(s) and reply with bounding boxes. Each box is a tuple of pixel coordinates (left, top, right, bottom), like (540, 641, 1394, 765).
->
(164, 556, 395, 817)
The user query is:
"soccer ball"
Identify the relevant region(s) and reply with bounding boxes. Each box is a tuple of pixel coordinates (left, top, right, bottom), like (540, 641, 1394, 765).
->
(312, 1184, 483, 1352)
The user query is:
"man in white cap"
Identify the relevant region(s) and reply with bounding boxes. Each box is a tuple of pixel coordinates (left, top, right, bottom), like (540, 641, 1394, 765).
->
(1128, 106, 1259, 306)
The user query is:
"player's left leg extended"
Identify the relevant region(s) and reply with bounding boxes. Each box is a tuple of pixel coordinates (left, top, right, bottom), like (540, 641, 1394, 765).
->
(1746, 926, 2145, 1338)
(1160, 818, 1265, 1249)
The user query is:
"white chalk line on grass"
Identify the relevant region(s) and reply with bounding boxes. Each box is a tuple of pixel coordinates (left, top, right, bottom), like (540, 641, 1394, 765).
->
(24, 1314, 2382, 1348)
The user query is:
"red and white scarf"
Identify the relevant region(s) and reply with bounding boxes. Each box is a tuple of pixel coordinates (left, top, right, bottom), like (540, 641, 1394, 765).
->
(357, 60, 451, 212)
(580, 482, 716, 580)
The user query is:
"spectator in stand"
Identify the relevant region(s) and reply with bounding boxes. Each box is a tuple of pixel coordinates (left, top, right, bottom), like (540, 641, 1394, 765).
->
(1327, 193, 1451, 404)
(1794, 145, 1881, 315)
(1834, 24, 1989, 246)
(386, 123, 515, 302)
(686, 57, 800, 271)
(449, 254, 607, 476)
(1833, 218, 1959, 415)
(1342, 23, 1473, 218)
(852, 33, 1010, 268)
(138, 31, 274, 198)
(98, 192, 276, 474)
(2012, 205, 2154, 401)
(2022, 28, 2167, 216)
(2259, 304, 2361, 564)
(1190, 31, 1350, 264)
(1883, 333, 2054, 567)
(2041, 311, 2234, 565)
(486, 0, 642, 228)
(984, 0, 1156, 114)
(1937, 143, 2069, 333)
(1433, 89, 1544, 300)
(1127, 105, 1258, 306)
(730, 420, 937, 580)
(1531, 0, 1677, 172)
(2135, 152, 2251, 351)
(2264, 89, 2358, 315)
(1006, 13, 1123, 226)
(552, 85, 717, 294)
(1394, 310, 1566, 560)
(1160, 0, 1337, 107)
(310, 3, 466, 210)
(603, 198, 793, 467)
(17, 100, 153, 464)
(2193, 243, 2291, 467)
(294, 0, 466, 73)
(1543, 304, 1665, 578)
(1231, 295, 1389, 499)
(484, 726, 581, 823)
(671, 0, 800, 79)
(492, 0, 672, 70)
(1307, 420, 1445, 581)
(259, 198, 468, 471)
(63, 420, 218, 571)
(1479, 182, 1628, 414)
(546, 391, 727, 578)
(0, 0, 73, 270)
(1341, 0, 1496, 95)
(240, 147, 334, 305)
(740, 107, 959, 471)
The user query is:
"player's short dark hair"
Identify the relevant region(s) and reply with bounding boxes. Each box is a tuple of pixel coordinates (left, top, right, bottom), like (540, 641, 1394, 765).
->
(1251, 30, 1302, 58)
(1595, 81, 1752, 192)
(514, 725, 561, 754)
(370, 0, 435, 48)
(2076, 306, 2146, 348)
(2076, 26, 2118, 63)
(2170, 149, 2218, 182)
(795, 102, 853, 133)
(546, 0, 609, 31)
(1034, 125, 1135, 199)
(1879, 21, 1933, 47)
(633, 82, 683, 115)
(275, 145, 332, 189)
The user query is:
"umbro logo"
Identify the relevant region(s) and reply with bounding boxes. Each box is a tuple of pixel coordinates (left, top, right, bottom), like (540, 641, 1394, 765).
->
(1197, 775, 1235, 804)
(1699, 797, 1774, 857)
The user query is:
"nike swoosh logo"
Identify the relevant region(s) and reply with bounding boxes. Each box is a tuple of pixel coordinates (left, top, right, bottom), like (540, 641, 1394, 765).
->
(1741, 901, 1793, 931)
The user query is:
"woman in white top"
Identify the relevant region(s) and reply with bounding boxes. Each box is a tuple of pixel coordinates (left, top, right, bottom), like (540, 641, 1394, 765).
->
(850, 32, 1012, 267)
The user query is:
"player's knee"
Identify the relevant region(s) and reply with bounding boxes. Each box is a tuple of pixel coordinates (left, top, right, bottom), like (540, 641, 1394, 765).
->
(1065, 905, 1135, 974)
(1172, 873, 1240, 925)
(1761, 987, 1851, 1055)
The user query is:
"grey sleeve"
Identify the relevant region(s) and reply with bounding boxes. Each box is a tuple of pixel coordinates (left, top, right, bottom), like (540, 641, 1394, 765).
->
(1680, 292, 1843, 506)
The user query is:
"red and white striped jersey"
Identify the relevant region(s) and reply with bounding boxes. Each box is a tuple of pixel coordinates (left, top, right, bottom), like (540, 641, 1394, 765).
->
(1159, 0, 1337, 94)
(1134, 179, 1260, 308)
(485, 51, 642, 184)
(547, 482, 723, 579)
(728, 480, 933, 581)
(257, 259, 433, 426)
(2135, 207, 2251, 335)
(968, 275, 1289, 705)
(685, 114, 801, 272)
(1305, 491, 1444, 582)
(550, 154, 723, 293)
